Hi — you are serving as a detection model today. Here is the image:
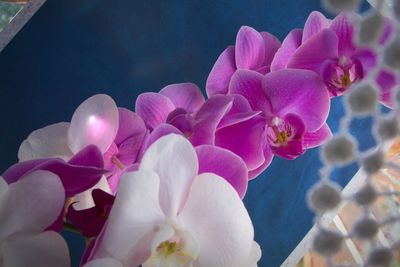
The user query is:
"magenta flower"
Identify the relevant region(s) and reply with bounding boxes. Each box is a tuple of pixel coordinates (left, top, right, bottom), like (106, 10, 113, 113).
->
(206, 26, 281, 97)
(103, 108, 147, 193)
(271, 11, 397, 106)
(18, 94, 148, 195)
(84, 135, 260, 267)
(137, 92, 250, 197)
(218, 68, 331, 178)
(136, 83, 205, 130)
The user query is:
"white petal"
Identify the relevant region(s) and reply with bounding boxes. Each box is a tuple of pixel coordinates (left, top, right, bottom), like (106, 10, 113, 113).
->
(140, 134, 198, 218)
(72, 176, 112, 210)
(1, 231, 70, 267)
(179, 173, 255, 267)
(247, 242, 262, 267)
(93, 170, 164, 266)
(0, 176, 8, 196)
(68, 94, 119, 154)
(0, 170, 65, 239)
(84, 258, 123, 267)
(18, 122, 73, 161)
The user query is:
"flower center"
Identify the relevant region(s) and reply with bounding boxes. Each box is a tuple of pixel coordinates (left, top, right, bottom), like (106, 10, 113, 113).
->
(323, 57, 363, 96)
(330, 65, 356, 89)
(145, 229, 198, 267)
(266, 117, 293, 147)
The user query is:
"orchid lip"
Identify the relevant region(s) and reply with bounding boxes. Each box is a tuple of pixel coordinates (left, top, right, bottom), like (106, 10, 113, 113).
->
(266, 117, 293, 147)
(323, 57, 363, 96)
(146, 227, 198, 267)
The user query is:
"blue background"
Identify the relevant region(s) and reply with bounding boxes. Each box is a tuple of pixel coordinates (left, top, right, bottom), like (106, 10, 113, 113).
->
(0, 1, 373, 266)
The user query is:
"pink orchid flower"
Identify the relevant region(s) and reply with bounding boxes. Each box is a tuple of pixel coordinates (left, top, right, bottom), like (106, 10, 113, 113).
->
(137, 85, 251, 197)
(219, 68, 331, 178)
(84, 134, 260, 267)
(18, 94, 147, 198)
(135, 83, 205, 131)
(271, 11, 397, 107)
(206, 26, 281, 97)
(0, 171, 70, 267)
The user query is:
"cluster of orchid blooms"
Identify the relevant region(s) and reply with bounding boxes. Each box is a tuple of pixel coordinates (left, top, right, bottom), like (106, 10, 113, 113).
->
(1, 7, 399, 267)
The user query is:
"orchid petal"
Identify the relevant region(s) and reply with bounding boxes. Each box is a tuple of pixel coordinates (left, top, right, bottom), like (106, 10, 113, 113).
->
(247, 242, 262, 267)
(288, 29, 339, 72)
(191, 95, 233, 146)
(114, 108, 146, 146)
(216, 115, 266, 170)
(196, 145, 248, 198)
(0, 170, 64, 238)
(68, 94, 119, 154)
(93, 170, 164, 265)
(303, 123, 333, 149)
(167, 112, 195, 135)
(379, 18, 394, 45)
(262, 69, 330, 132)
(117, 132, 147, 164)
(273, 139, 304, 160)
(302, 11, 330, 43)
(2, 232, 70, 267)
(329, 13, 357, 56)
(219, 94, 262, 128)
(3, 146, 106, 196)
(140, 134, 198, 217)
(229, 94, 254, 113)
(160, 83, 205, 113)
(84, 258, 123, 267)
(260, 31, 281, 67)
(229, 69, 273, 114)
(179, 173, 255, 267)
(270, 29, 303, 71)
(135, 92, 175, 130)
(235, 26, 265, 70)
(206, 46, 236, 97)
(0, 175, 8, 196)
(354, 48, 377, 73)
(376, 69, 397, 108)
(72, 176, 111, 211)
(18, 122, 73, 162)
(248, 145, 274, 179)
(143, 123, 183, 152)
(219, 111, 262, 129)
(67, 189, 114, 237)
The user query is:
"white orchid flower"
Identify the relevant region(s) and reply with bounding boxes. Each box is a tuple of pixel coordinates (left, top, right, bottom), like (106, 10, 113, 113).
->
(85, 134, 260, 267)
